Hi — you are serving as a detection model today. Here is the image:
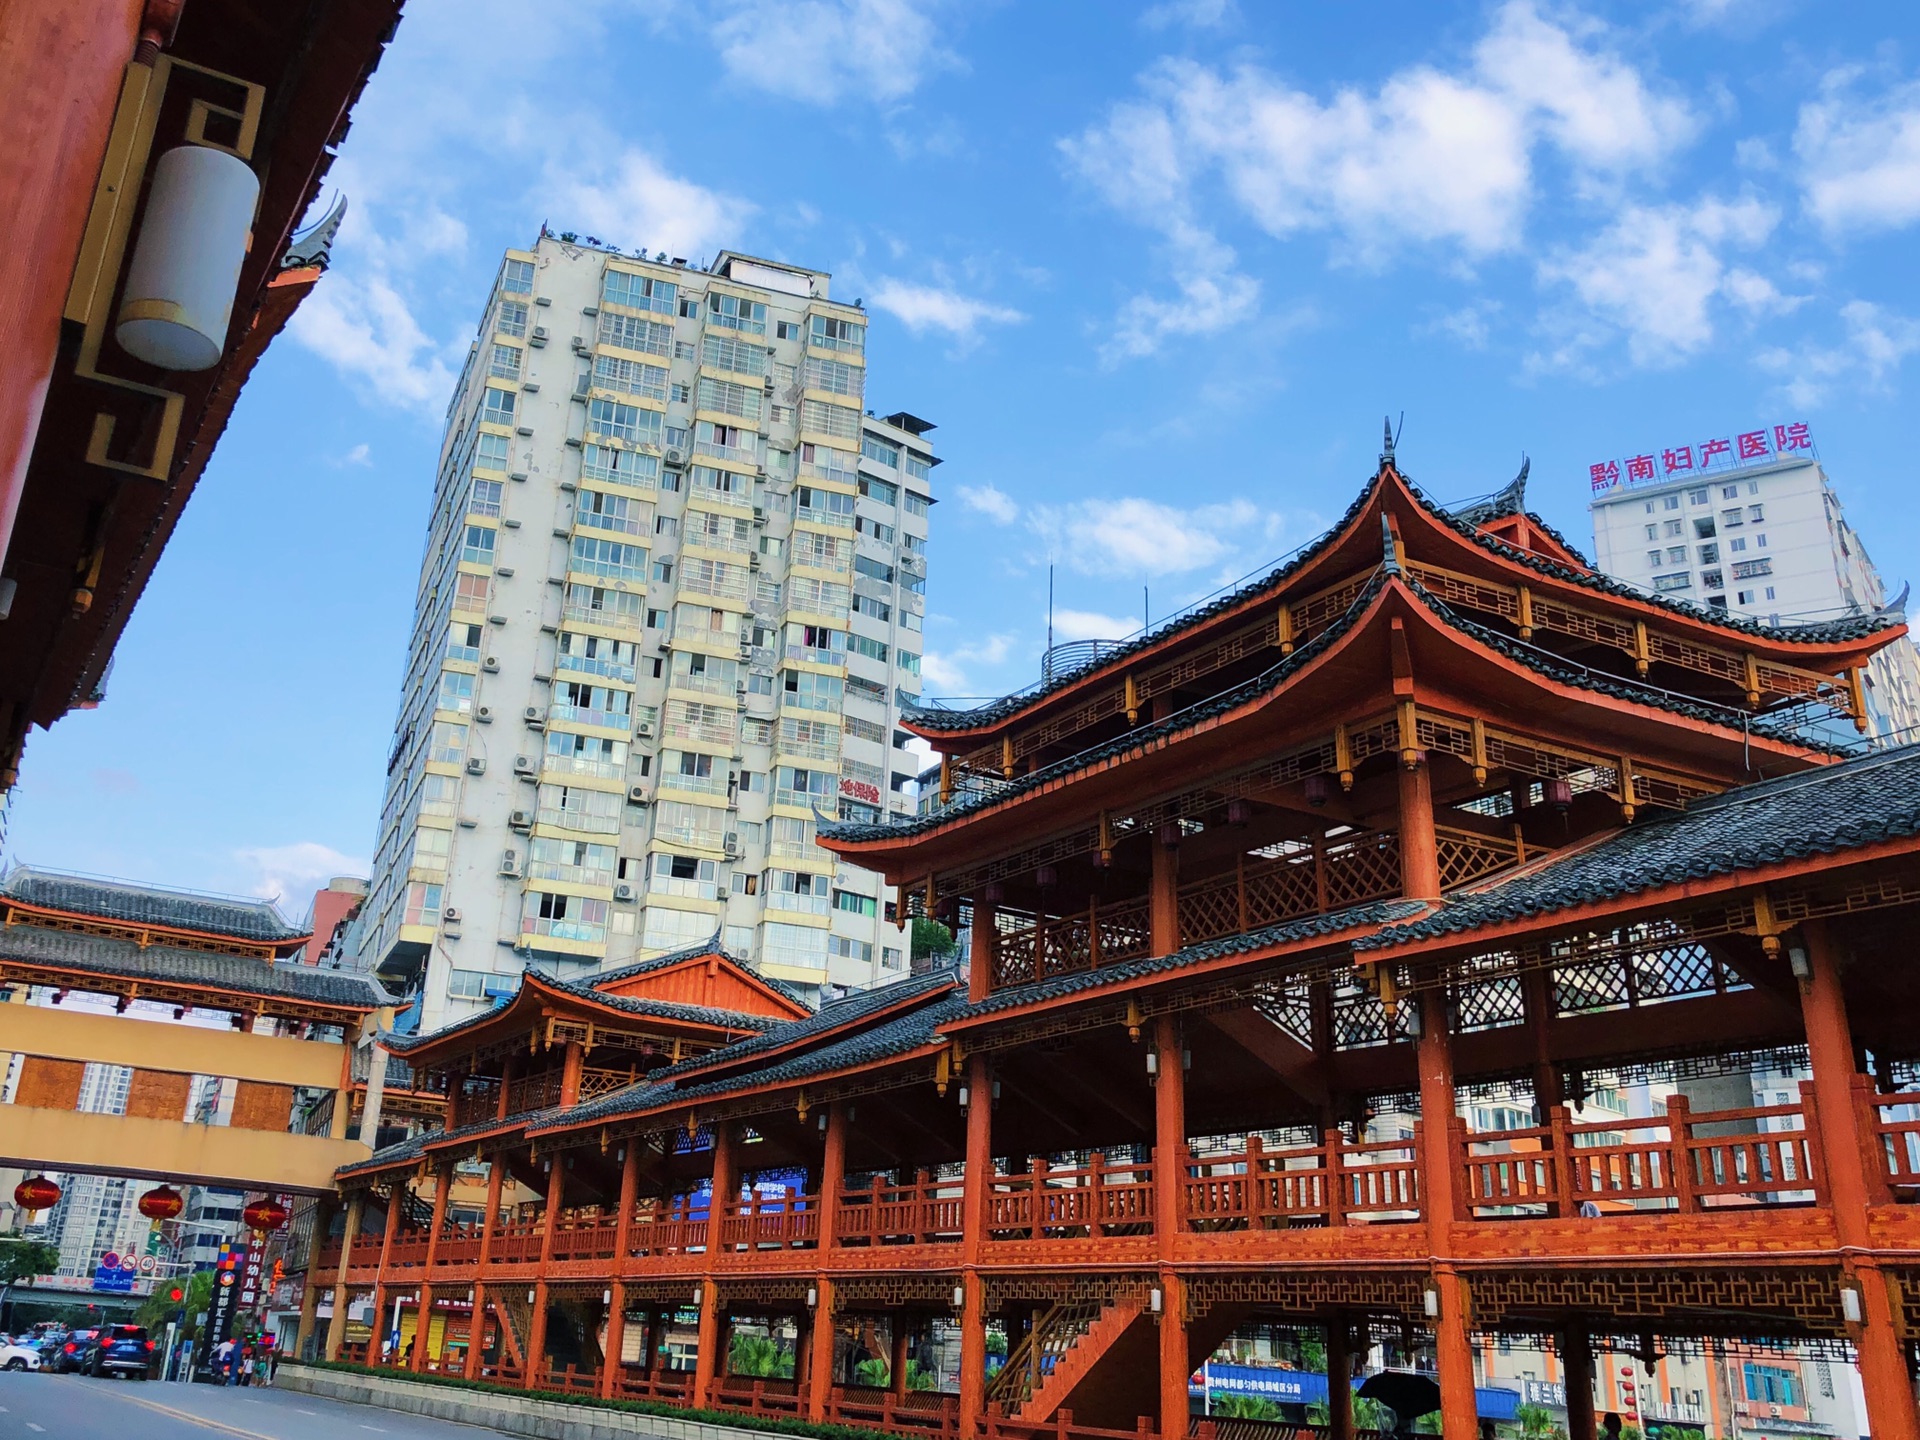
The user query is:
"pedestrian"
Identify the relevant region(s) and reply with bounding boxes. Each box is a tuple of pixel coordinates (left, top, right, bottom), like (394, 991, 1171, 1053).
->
(253, 1344, 273, 1388)
(216, 1336, 238, 1386)
(1602, 1414, 1624, 1440)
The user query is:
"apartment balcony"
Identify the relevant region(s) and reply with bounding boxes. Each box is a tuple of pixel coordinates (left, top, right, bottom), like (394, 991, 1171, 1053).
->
(527, 861, 616, 888)
(657, 770, 731, 801)
(556, 652, 638, 684)
(540, 753, 625, 782)
(548, 701, 632, 731)
(521, 916, 610, 945)
(764, 890, 829, 917)
(562, 603, 644, 633)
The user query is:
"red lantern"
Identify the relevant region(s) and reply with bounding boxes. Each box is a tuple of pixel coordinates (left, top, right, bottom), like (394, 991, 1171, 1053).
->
(138, 1186, 184, 1222)
(13, 1176, 61, 1214)
(242, 1197, 290, 1232)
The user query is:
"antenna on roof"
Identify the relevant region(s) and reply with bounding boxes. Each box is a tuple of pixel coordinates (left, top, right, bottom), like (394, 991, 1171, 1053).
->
(1144, 585, 1150, 632)
(1047, 565, 1055, 656)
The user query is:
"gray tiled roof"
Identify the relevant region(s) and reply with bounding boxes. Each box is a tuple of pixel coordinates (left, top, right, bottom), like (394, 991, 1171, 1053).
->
(1358, 743, 1920, 951)
(0, 922, 386, 1008)
(337, 1131, 428, 1177)
(827, 567, 1817, 846)
(904, 464, 1893, 736)
(1, 864, 308, 943)
(961, 899, 1427, 1018)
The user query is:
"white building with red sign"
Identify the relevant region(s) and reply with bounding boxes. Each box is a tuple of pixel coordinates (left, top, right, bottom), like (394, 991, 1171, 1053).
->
(1588, 424, 1920, 741)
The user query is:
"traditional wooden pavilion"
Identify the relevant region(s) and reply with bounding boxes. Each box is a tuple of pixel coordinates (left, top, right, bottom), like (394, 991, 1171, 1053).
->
(319, 448, 1920, 1440)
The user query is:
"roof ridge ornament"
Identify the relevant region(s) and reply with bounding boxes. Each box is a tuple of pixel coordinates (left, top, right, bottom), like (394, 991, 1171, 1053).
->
(1381, 415, 1396, 466)
(1381, 514, 1400, 575)
(282, 192, 348, 271)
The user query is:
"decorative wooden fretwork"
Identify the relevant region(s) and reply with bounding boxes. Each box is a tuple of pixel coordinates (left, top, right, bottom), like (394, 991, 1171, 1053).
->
(1, 904, 283, 961)
(981, 1272, 1152, 1310)
(622, 1278, 705, 1306)
(1469, 1266, 1847, 1336)
(715, 1276, 814, 1308)
(1887, 1266, 1920, 1338)
(1183, 1269, 1427, 1323)
(832, 1273, 959, 1313)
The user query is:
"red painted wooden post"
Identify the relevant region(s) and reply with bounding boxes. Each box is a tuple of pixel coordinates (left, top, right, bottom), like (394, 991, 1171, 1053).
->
(1325, 1125, 1347, 1227)
(1246, 1134, 1266, 1229)
(1666, 1095, 1696, 1212)
(1548, 1103, 1576, 1218)
(1031, 1156, 1048, 1240)
(1088, 1150, 1106, 1238)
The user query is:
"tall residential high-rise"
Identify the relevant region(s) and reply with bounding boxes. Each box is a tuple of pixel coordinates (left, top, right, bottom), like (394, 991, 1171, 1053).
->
(1588, 425, 1920, 739)
(346, 238, 936, 1033)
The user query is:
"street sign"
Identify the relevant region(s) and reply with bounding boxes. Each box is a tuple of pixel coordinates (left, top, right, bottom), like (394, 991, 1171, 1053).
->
(93, 1251, 137, 1294)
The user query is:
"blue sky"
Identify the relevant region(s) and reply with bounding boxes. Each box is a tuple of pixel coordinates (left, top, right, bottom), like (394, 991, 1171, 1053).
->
(9, 0, 1920, 910)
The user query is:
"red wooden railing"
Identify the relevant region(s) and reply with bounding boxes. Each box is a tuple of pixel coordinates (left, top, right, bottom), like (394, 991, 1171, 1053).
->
(540, 1362, 601, 1394)
(628, 1196, 709, 1256)
(486, 1219, 544, 1264)
(1183, 1135, 1420, 1229)
(614, 1368, 693, 1401)
(316, 1240, 343, 1272)
(385, 1229, 430, 1267)
(717, 1192, 821, 1251)
(828, 1386, 961, 1436)
(835, 1173, 965, 1246)
(348, 1235, 385, 1266)
(986, 1154, 1156, 1239)
(1460, 1096, 1822, 1216)
(985, 1408, 1158, 1440)
(550, 1207, 620, 1262)
(436, 1223, 483, 1265)
(710, 1375, 806, 1416)
(1872, 1091, 1920, 1190)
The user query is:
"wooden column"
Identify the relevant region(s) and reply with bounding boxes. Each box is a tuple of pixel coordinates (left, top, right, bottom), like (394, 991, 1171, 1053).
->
(1797, 920, 1919, 1440)
(560, 1041, 585, 1106)
(324, 1191, 363, 1361)
(600, 1141, 641, 1399)
(295, 1197, 334, 1359)
(372, 1181, 404, 1362)
(692, 1122, 736, 1408)
(891, 1313, 912, 1397)
(710, 1121, 738, 1244)
(525, 1158, 565, 1390)
(1415, 992, 1475, 1440)
(417, 1165, 452, 1369)
(1151, 824, 1180, 956)
(1154, 1015, 1189, 1436)
(692, 1279, 722, 1409)
(1562, 1326, 1597, 1440)
(1397, 761, 1442, 901)
(465, 1284, 485, 1380)
(970, 898, 997, 1002)
(1325, 1316, 1353, 1440)
(808, 1102, 850, 1420)
(959, 1053, 993, 1440)
(411, 1284, 434, 1372)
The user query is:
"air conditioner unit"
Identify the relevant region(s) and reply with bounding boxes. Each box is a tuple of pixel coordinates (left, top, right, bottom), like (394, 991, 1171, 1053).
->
(613, 882, 637, 903)
(475, 705, 494, 724)
(443, 907, 462, 923)
(499, 849, 522, 877)
(532, 671, 551, 683)
(508, 809, 534, 831)
(574, 374, 591, 398)
(465, 757, 486, 776)
(494, 565, 514, 578)
(748, 554, 761, 571)
(509, 470, 528, 482)
(627, 783, 651, 805)
(565, 436, 583, 449)
(523, 706, 546, 730)
(511, 757, 536, 780)
(530, 326, 549, 345)
(558, 480, 577, 493)
(487, 613, 508, 626)
(502, 518, 521, 530)
(752, 507, 766, 523)
(442, 912, 462, 938)
(553, 526, 571, 539)
(534, 295, 551, 307)
(483, 656, 501, 672)
(515, 425, 534, 437)
(634, 719, 656, 738)
(723, 832, 740, 858)
(665, 448, 684, 466)
(762, 378, 775, 393)
(521, 382, 540, 395)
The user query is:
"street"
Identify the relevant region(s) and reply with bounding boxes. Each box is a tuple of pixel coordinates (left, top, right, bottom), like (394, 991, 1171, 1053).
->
(0, 1371, 515, 1440)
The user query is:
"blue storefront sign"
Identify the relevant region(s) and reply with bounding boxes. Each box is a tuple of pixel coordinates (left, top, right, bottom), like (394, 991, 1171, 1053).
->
(1192, 1366, 1522, 1422)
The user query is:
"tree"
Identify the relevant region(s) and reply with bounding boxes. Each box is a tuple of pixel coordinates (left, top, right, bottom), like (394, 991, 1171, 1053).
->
(910, 918, 958, 965)
(0, 1239, 58, 1286)
(1516, 1402, 1569, 1440)
(727, 1332, 792, 1378)
(135, 1269, 214, 1337)
(1213, 1395, 1285, 1420)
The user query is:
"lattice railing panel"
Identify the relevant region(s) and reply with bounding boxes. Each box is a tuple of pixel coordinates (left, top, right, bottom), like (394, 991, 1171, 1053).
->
(1322, 831, 1401, 909)
(1434, 826, 1522, 891)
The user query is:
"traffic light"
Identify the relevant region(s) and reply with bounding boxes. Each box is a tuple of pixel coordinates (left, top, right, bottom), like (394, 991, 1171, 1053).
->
(169, 1286, 185, 1303)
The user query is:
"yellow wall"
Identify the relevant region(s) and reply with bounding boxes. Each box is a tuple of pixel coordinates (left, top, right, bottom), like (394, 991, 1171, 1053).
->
(0, 1103, 369, 1194)
(0, 1003, 348, 1088)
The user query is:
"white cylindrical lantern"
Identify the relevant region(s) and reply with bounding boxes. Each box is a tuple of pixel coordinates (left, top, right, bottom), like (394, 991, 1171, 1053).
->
(116, 145, 260, 371)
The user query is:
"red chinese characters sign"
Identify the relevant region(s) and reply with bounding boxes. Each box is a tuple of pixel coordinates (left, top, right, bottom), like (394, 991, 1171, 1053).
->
(839, 777, 881, 805)
(1590, 422, 1811, 493)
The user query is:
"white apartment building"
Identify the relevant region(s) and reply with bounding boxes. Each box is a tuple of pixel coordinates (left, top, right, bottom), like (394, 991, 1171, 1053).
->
(1589, 430, 1920, 739)
(346, 237, 937, 1033)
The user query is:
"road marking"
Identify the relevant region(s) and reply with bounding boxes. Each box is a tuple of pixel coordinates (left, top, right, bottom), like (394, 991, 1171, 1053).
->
(296, 1408, 317, 1415)
(359, 1426, 387, 1433)
(83, 1388, 279, 1440)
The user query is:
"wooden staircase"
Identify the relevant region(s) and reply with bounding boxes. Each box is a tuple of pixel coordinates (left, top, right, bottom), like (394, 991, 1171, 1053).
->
(988, 1288, 1154, 1426)
(494, 1288, 533, 1371)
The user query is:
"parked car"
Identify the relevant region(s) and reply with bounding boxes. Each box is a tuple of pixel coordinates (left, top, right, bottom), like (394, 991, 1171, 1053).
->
(0, 1340, 40, 1371)
(87, 1324, 155, 1379)
(46, 1329, 99, 1373)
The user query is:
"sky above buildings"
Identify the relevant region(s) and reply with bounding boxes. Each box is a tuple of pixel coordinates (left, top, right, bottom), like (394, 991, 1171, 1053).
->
(8, 0, 1919, 910)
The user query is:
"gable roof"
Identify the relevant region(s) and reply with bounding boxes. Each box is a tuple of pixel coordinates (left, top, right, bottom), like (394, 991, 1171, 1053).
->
(904, 458, 1898, 740)
(1, 864, 309, 945)
(584, 942, 812, 1018)
(1358, 742, 1920, 953)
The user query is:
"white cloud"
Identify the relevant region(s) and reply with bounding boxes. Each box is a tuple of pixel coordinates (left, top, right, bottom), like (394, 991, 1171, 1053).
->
(1796, 73, 1920, 234)
(711, 0, 958, 106)
(957, 483, 1019, 524)
(290, 270, 458, 415)
(1063, 1, 1697, 356)
(343, 443, 372, 466)
(1051, 608, 1141, 643)
(868, 278, 1025, 345)
(1032, 496, 1280, 578)
(233, 842, 369, 905)
(1141, 0, 1236, 29)
(920, 633, 1016, 693)
(546, 151, 755, 260)
(1535, 196, 1778, 368)
(1757, 301, 1920, 407)
(1419, 300, 1502, 350)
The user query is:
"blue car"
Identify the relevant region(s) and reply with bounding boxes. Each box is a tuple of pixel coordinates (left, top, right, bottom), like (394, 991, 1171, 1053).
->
(86, 1324, 155, 1380)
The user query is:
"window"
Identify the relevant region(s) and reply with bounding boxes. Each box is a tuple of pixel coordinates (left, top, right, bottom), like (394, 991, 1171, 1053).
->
(468, 478, 503, 518)
(653, 799, 728, 849)
(1736, 589, 1755, 605)
(1731, 559, 1774, 579)
(529, 837, 617, 885)
(856, 514, 895, 544)
(429, 719, 468, 764)
(762, 921, 829, 972)
(409, 826, 450, 872)
(565, 583, 644, 628)
(1698, 543, 1718, 564)
(545, 729, 626, 778)
(650, 852, 719, 900)
(702, 332, 767, 377)
(882, 946, 904, 970)
(801, 398, 860, 439)
(775, 764, 834, 809)
(903, 489, 930, 518)
(582, 443, 658, 489)
(587, 398, 663, 447)
(1765, 586, 1777, 600)
(854, 554, 894, 584)
(569, 534, 647, 580)
(905, 453, 931, 482)
(597, 311, 673, 355)
(476, 432, 512, 470)
(602, 269, 676, 314)
(797, 485, 856, 526)
(481, 387, 516, 427)
(446, 621, 482, 664)
(897, 649, 921, 676)
(859, 473, 900, 507)
(1693, 516, 1716, 538)
(1721, 508, 1744, 527)
(852, 593, 890, 622)
(462, 524, 496, 566)
(577, 488, 648, 536)
(1666, 546, 1686, 565)
(437, 670, 474, 715)
(522, 890, 610, 943)
(1653, 572, 1692, 592)
(1730, 537, 1747, 552)
(1664, 519, 1683, 537)
(707, 290, 767, 334)
(829, 935, 872, 964)
(403, 882, 444, 927)
(1687, 488, 1708, 505)
(536, 782, 623, 835)
(696, 376, 763, 421)
(1702, 569, 1723, 590)
(1642, 524, 1658, 542)
(488, 343, 521, 380)
(833, 888, 877, 916)
(776, 320, 801, 340)
(1755, 531, 1768, 548)
(1646, 550, 1664, 567)
(550, 680, 632, 729)
(501, 259, 534, 295)
(810, 314, 864, 353)
(643, 905, 716, 951)
(593, 354, 668, 401)
(447, 969, 491, 1000)
(803, 355, 861, 397)
(1749, 503, 1765, 521)
(766, 870, 830, 915)
(782, 669, 843, 713)
(847, 632, 888, 662)
(1664, 496, 1680, 511)
(496, 300, 528, 338)
(861, 435, 900, 469)
(1741, 1364, 1799, 1407)
(671, 381, 690, 403)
